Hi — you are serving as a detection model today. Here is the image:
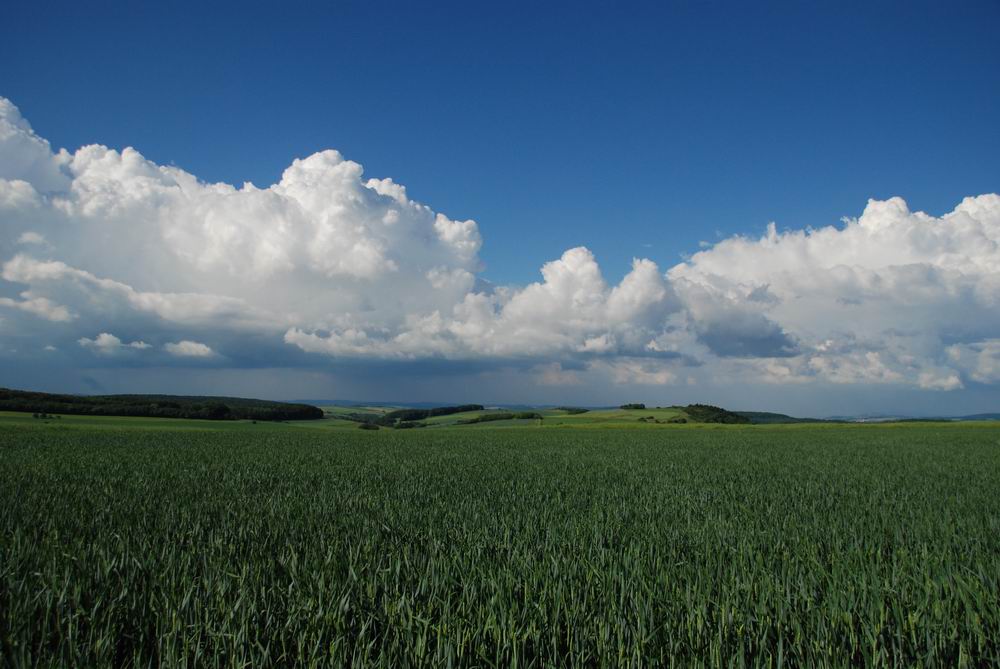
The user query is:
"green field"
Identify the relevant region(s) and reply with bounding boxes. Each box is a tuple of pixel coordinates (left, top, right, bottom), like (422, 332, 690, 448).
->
(2, 416, 999, 666)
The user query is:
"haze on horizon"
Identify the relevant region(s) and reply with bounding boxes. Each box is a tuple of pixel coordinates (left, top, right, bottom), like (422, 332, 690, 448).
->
(1, 1, 999, 417)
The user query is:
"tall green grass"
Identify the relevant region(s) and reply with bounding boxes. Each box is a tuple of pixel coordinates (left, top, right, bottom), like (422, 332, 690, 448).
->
(1, 423, 998, 666)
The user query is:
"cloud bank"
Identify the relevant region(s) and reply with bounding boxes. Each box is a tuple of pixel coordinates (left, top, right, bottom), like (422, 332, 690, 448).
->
(2, 96, 999, 404)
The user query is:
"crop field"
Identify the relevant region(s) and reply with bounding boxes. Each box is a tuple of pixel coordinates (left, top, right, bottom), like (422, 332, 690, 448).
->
(2, 419, 999, 667)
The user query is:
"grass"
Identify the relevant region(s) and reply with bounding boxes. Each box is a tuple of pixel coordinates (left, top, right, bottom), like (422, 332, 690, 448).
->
(1, 418, 999, 666)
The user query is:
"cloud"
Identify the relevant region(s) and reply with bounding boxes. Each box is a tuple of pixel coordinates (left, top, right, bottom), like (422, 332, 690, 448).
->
(165, 340, 214, 357)
(17, 231, 47, 246)
(285, 248, 679, 360)
(598, 358, 678, 385)
(79, 332, 151, 354)
(0, 101, 483, 344)
(2, 254, 266, 329)
(0, 292, 72, 321)
(946, 340, 1000, 384)
(0, 98, 71, 193)
(2, 95, 1000, 402)
(668, 195, 1000, 390)
(535, 362, 582, 386)
(917, 370, 963, 392)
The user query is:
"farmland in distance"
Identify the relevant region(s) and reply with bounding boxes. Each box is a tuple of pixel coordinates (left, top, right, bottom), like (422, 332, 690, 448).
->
(2, 418, 999, 666)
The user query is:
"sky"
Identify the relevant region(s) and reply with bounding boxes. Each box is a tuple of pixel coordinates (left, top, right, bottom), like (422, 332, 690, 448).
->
(1, 1, 999, 415)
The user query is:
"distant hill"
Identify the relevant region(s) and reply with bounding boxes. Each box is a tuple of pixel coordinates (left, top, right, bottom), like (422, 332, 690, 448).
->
(677, 404, 751, 424)
(827, 413, 1000, 423)
(0, 388, 323, 421)
(294, 399, 445, 409)
(953, 413, 1000, 421)
(735, 411, 830, 424)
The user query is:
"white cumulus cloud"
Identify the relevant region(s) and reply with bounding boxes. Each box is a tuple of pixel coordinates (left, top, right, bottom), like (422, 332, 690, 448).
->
(165, 340, 214, 358)
(79, 332, 151, 354)
(1, 95, 999, 400)
(668, 194, 1000, 390)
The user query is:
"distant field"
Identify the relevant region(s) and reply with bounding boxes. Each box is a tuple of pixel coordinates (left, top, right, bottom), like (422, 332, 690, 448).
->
(319, 405, 730, 429)
(2, 419, 999, 666)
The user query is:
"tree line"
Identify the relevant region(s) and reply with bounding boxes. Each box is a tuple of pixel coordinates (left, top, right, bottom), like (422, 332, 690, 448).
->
(0, 388, 324, 421)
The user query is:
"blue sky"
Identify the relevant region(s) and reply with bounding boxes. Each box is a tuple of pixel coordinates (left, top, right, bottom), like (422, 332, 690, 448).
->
(1, 1, 999, 414)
